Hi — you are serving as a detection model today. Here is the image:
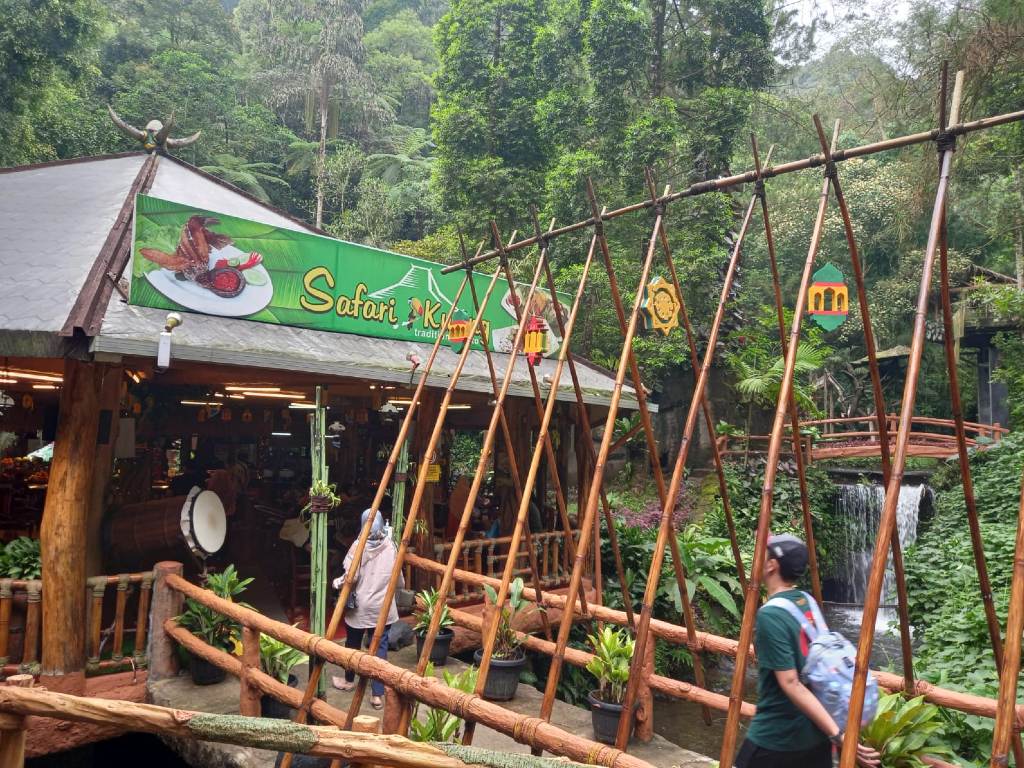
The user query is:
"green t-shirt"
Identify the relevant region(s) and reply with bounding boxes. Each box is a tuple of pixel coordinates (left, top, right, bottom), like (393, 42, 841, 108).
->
(745, 589, 829, 752)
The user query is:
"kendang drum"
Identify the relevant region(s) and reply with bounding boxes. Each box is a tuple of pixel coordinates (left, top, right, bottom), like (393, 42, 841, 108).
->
(106, 487, 227, 566)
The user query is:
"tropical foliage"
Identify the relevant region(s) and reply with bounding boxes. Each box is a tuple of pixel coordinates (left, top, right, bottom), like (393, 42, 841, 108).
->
(586, 626, 634, 705)
(483, 577, 531, 660)
(413, 587, 454, 634)
(409, 662, 478, 743)
(259, 631, 308, 683)
(175, 565, 253, 653)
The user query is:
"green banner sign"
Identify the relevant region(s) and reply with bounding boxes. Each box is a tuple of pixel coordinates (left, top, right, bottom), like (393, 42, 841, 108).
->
(130, 194, 564, 355)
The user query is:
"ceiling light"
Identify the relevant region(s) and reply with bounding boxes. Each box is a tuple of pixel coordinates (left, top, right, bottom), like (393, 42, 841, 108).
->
(288, 402, 317, 410)
(7, 371, 63, 383)
(0, 378, 16, 385)
(388, 398, 418, 406)
(128, 371, 142, 384)
(242, 391, 306, 399)
(180, 400, 220, 406)
(271, 432, 292, 437)
(32, 384, 58, 390)
(448, 404, 472, 410)
(214, 393, 225, 398)
(225, 386, 280, 392)
(228, 394, 244, 400)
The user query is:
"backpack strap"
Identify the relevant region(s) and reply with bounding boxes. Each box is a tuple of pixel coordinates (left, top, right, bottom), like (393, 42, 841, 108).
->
(800, 591, 829, 634)
(763, 595, 819, 641)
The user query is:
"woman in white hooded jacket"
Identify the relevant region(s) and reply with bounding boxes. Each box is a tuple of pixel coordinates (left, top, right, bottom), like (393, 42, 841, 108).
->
(331, 508, 402, 709)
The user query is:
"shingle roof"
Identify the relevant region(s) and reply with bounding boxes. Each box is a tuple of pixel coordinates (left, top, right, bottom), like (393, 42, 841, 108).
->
(0, 153, 641, 408)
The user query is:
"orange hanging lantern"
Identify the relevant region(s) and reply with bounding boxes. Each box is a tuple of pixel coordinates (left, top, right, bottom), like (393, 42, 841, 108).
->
(242, 409, 253, 423)
(447, 309, 472, 353)
(21, 395, 33, 411)
(221, 407, 233, 422)
(523, 314, 548, 366)
(807, 263, 849, 331)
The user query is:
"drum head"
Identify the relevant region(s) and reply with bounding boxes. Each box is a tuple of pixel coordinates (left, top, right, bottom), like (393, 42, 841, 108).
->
(180, 490, 227, 556)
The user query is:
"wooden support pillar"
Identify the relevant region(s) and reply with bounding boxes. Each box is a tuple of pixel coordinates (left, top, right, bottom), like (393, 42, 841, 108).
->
(87, 365, 122, 578)
(240, 626, 261, 717)
(634, 632, 655, 742)
(348, 715, 382, 768)
(148, 561, 184, 680)
(0, 675, 33, 768)
(40, 359, 105, 679)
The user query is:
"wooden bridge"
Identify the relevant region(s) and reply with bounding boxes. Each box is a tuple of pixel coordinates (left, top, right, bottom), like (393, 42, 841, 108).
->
(716, 414, 1007, 463)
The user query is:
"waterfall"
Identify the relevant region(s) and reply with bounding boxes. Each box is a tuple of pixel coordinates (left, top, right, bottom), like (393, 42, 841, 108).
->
(832, 483, 931, 608)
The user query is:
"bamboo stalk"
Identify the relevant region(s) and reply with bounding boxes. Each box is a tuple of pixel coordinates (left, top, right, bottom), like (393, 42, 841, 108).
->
(719, 120, 841, 767)
(614, 173, 764, 750)
(164, 576, 656, 768)
(989, 473, 1024, 766)
(808, 117, 917, 694)
(441, 107, 1024, 275)
(405, 231, 552, 731)
(112, 574, 129, 662)
(464, 219, 602, 746)
(347, 262, 507, 724)
(280, 271, 474, 768)
(134, 572, 153, 665)
(838, 72, 965, 767)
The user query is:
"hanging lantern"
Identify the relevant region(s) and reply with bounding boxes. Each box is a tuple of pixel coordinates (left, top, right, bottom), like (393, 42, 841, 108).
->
(523, 314, 548, 366)
(640, 275, 681, 336)
(198, 407, 208, 423)
(263, 410, 273, 424)
(447, 309, 472, 353)
(221, 407, 232, 422)
(132, 400, 142, 415)
(807, 263, 849, 331)
(21, 395, 34, 411)
(242, 409, 253, 423)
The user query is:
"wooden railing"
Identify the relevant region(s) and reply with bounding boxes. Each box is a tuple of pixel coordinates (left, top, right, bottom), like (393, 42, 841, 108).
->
(716, 414, 1008, 463)
(151, 562, 656, 768)
(0, 569, 153, 677)
(434, 531, 574, 603)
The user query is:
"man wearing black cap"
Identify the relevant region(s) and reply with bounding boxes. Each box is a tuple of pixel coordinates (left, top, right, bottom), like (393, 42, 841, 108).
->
(735, 533, 880, 768)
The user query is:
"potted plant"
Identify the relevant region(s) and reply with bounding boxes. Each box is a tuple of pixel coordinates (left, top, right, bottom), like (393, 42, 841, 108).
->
(259, 632, 308, 719)
(414, 588, 456, 666)
(586, 626, 635, 744)
(175, 565, 252, 685)
(409, 663, 477, 744)
(473, 578, 531, 701)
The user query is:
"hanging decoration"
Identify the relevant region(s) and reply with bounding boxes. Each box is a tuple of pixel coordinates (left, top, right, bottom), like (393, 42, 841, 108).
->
(447, 309, 472, 353)
(21, 395, 34, 411)
(640, 276, 681, 336)
(807, 263, 849, 330)
(221, 407, 232, 422)
(198, 407, 208, 423)
(242, 409, 253, 423)
(523, 314, 548, 366)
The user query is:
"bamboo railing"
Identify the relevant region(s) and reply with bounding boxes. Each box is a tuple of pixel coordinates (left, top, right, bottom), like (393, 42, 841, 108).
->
(0, 568, 153, 677)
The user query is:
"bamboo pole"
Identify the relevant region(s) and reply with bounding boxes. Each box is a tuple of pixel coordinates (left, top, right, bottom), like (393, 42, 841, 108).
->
(461, 228, 557, 639)
(164, 574, 655, 768)
(807, 118, 917, 693)
(838, 72, 965, 767)
(583, 179, 713, 735)
(534, 181, 676, 746)
(719, 120, 841, 767)
(646, 166, 749, 590)
(989, 472, 1024, 767)
(613, 172, 765, 749)
(346, 261, 508, 724)
(463, 218, 602, 746)
(310, 384, 329, 697)
(280, 272, 473, 768)
(442, 107, 1024, 275)
(405, 229, 552, 730)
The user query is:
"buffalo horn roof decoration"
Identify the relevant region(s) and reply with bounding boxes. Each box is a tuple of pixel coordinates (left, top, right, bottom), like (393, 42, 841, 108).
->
(108, 105, 201, 154)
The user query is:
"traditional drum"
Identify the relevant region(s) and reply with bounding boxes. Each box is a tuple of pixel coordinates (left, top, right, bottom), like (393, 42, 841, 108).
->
(106, 487, 227, 562)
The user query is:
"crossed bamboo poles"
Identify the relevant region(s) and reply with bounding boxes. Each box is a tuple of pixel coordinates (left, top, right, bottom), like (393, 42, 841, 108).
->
(274, 66, 1024, 767)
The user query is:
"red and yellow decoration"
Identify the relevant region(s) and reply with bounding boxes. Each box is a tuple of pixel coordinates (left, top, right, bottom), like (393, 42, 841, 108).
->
(808, 263, 849, 331)
(447, 309, 472, 353)
(523, 314, 548, 366)
(640, 275, 680, 336)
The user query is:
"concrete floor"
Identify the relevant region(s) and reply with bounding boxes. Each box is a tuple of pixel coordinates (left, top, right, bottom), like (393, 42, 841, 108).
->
(149, 644, 714, 768)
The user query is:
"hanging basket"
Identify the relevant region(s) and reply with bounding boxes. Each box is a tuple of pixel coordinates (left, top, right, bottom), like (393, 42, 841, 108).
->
(309, 494, 333, 515)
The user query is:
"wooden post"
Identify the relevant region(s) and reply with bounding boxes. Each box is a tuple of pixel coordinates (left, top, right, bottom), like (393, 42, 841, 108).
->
(346, 715, 382, 768)
(0, 581, 11, 668)
(40, 359, 104, 679)
(134, 571, 153, 667)
(148, 561, 184, 680)
(87, 578, 105, 669)
(240, 627, 261, 717)
(87, 365, 122, 579)
(0, 675, 33, 768)
(21, 583, 40, 673)
(112, 573, 129, 662)
(634, 632, 655, 742)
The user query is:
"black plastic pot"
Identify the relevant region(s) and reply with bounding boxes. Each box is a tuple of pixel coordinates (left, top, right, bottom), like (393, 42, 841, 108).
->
(262, 675, 299, 719)
(189, 655, 227, 686)
(588, 691, 636, 745)
(416, 629, 454, 666)
(473, 648, 526, 701)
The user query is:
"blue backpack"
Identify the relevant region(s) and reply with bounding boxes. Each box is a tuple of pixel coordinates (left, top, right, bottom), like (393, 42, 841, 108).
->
(762, 591, 878, 731)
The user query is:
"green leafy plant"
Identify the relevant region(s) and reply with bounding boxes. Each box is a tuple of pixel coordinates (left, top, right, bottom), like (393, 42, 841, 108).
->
(414, 587, 454, 635)
(409, 663, 478, 743)
(860, 693, 958, 767)
(483, 577, 532, 660)
(175, 565, 253, 653)
(0, 537, 41, 580)
(259, 631, 308, 683)
(585, 626, 634, 705)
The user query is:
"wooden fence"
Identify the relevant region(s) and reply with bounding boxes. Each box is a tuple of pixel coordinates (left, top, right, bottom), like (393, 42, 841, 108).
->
(0, 569, 153, 676)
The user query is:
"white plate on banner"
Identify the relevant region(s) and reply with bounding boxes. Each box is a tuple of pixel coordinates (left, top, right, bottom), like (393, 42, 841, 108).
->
(145, 244, 274, 317)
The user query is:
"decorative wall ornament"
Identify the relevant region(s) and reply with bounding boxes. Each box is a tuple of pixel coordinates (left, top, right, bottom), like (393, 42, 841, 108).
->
(523, 314, 549, 366)
(808, 263, 849, 331)
(640, 276, 680, 336)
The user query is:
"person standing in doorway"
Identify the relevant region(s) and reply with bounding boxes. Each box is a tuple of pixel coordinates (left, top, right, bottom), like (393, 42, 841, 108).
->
(735, 533, 881, 768)
(331, 508, 402, 709)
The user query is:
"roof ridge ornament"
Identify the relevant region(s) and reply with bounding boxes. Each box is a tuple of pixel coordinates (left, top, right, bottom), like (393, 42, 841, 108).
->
(107, 105, 201, 154)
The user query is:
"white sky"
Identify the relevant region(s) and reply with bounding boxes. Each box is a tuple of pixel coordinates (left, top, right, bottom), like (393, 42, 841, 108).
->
(796, 0, 913, 54)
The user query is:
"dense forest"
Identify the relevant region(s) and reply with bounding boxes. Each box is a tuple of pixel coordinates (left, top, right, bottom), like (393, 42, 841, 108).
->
(2, 0, 1022, 421)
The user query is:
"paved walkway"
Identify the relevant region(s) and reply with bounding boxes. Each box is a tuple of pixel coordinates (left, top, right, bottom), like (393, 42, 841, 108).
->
(149, 644, 714, 768)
